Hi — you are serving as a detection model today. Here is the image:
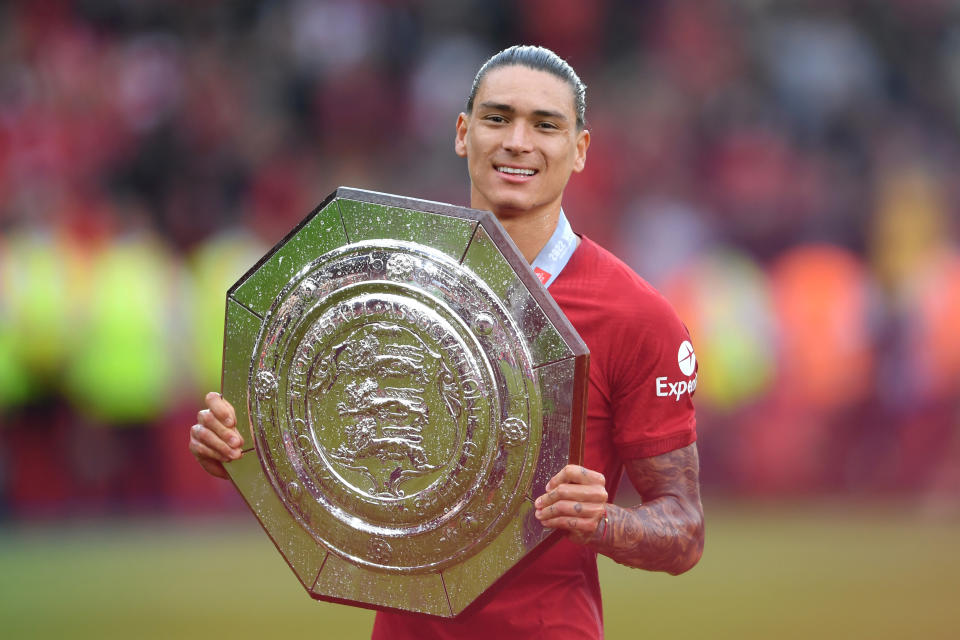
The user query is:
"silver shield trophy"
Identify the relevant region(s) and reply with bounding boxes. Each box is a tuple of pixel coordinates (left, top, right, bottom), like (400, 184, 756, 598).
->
(221, 187, 588, 616)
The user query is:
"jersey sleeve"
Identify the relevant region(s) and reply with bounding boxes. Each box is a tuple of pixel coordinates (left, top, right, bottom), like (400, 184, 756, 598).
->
(606, 287, 698, 460)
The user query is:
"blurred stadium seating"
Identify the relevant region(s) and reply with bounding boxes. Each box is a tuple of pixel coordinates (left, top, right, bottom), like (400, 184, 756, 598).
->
(0, 0, 957, 518)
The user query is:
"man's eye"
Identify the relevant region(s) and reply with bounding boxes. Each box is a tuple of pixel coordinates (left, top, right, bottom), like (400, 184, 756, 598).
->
(537, 122, 559, 130)
(485, 115, 507, 123)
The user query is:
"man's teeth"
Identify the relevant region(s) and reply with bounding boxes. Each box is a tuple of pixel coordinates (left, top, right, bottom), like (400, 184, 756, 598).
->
(498, 167, 536, 176)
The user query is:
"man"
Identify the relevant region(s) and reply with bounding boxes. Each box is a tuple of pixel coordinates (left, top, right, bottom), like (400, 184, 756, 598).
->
(190, 45, 704, 638)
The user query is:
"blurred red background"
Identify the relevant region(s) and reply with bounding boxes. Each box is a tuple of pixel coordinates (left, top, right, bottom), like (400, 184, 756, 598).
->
(0, 0, 958, 520)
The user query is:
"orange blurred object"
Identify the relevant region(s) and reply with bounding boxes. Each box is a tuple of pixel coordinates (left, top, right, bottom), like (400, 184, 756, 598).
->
(769, 245, 875, 411)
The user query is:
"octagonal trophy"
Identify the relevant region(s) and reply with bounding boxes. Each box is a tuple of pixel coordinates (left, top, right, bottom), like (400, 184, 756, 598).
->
(220, 187, 588, 617)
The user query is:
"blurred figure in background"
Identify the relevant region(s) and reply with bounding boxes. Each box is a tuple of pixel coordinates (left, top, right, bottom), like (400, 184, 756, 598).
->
(0, 1, 957, 517)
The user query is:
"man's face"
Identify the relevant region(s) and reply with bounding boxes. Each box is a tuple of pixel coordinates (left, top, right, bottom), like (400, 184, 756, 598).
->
(455, 65, 590, 220)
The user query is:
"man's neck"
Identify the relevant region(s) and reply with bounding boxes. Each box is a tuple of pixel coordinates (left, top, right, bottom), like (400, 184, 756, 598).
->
(485, 205, 561, 264)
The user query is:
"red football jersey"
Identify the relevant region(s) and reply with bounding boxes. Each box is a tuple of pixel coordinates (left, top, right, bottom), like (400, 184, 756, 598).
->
(372, 236, 698, 639)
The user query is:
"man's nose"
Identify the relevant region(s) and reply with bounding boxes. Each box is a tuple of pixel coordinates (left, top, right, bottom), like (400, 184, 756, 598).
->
(503, 122, 533, 152)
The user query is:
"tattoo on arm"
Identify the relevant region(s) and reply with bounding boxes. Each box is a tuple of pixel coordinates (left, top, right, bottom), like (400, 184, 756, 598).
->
(590, 443, 704, 575)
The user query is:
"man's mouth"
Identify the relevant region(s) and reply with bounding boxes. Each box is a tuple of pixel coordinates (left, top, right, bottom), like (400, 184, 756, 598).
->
(496, 166, 537, 176)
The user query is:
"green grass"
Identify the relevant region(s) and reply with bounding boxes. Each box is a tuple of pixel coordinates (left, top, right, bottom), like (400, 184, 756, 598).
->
(0, 500, 957, 639)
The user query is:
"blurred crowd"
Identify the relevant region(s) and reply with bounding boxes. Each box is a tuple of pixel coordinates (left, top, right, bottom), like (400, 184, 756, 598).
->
(1, 0, 958, 518)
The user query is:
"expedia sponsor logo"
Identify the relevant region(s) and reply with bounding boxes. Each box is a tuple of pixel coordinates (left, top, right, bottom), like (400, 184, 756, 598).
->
(656, 374, 698, 401)
(655, 340, 698, 401)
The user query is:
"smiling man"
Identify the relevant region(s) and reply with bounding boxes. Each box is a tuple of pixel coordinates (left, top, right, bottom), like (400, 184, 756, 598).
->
(455, 55, 589, 265)
(190, 45, 704, 639)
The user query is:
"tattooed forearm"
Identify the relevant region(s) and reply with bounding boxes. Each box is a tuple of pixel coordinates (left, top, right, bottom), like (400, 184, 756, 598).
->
(598, 497, 703, 574)
(589, 443, 704, 575)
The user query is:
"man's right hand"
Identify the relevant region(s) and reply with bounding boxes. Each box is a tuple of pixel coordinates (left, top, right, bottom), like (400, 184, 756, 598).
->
(189, 391, 244, 479)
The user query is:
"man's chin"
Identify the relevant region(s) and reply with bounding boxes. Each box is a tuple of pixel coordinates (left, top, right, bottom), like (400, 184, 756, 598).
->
(485, 197, 536, 218)
(472, 186, 546, 218)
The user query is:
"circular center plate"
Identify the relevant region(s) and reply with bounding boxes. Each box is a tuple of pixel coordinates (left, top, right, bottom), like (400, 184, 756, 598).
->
(250, 241, 541, 573)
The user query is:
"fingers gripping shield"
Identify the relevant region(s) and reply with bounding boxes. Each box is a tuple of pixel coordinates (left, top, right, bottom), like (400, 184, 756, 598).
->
(221, 188, 588, 617)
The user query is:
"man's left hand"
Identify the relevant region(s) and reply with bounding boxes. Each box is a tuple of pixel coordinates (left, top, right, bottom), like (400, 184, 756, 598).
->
(534, 464, 608, 544)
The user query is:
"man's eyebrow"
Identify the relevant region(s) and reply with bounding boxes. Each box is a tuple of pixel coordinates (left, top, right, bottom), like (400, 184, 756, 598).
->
(532, 108, 568, 121)
(478, 101, 515, 113)
(477, 101, 569, 121)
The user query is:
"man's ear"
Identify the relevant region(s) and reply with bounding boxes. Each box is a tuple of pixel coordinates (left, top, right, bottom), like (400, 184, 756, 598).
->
(573, 128, 590, 173)
(454, 112, 469, 158)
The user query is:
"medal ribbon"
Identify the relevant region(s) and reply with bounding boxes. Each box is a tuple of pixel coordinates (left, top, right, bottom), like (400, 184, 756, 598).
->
(531, 209, 577, 288)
